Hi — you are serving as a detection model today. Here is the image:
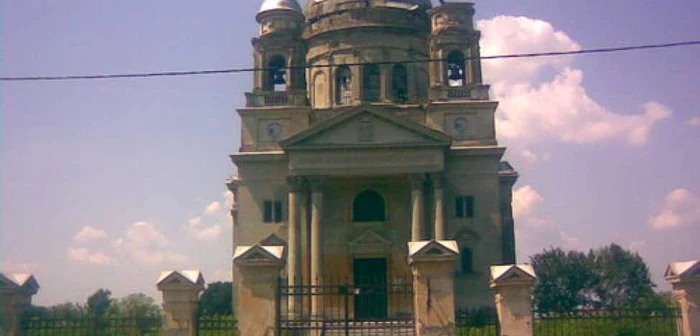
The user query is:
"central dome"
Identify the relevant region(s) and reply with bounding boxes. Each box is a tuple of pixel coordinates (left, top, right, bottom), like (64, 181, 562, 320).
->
(304, 0, 433, 19)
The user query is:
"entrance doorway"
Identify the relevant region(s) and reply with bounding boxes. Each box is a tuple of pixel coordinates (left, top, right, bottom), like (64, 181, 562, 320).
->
(353, 258, 388, 320)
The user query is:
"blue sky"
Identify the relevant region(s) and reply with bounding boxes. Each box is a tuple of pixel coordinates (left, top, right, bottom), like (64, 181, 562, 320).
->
(2, 0, 698, 306)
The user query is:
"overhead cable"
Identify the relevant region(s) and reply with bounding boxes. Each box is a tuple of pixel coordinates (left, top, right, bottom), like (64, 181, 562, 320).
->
(2, 40, 699, 82)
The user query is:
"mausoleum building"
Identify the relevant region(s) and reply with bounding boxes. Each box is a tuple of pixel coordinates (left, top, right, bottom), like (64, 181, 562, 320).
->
(229, 0, 518, 319)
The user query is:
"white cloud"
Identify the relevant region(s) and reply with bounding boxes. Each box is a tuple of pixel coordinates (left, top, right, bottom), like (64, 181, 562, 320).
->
(513, 185, 544, 219)
(478, 16, 671, 145)
(649, 188, 700, 230)
(0, 259, 39, 273)
(559, 231, 581, 249)
(687, 117, 700, 126)
(204, 201, 222, 215)
(186, 216, 222, 242)
(73, 226, 107, 242)
(114, 221, 189, 265)
(67, 248, 111, 265)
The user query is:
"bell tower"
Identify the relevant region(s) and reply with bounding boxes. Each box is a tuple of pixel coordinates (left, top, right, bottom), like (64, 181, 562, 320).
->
(428, 3, 489, 100)
(247, 0, 307, 107)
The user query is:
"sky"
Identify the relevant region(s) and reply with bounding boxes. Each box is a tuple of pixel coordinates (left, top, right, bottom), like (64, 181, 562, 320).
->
(1, 0, 699, 306)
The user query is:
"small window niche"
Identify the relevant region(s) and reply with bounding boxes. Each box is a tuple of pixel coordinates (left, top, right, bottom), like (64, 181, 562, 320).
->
(363, 64, 381, 102)
(267, 55, 287, 92)
(447, 50, 466, 87)
(392, 64, 408, 103)
(336, 65, 353, 105)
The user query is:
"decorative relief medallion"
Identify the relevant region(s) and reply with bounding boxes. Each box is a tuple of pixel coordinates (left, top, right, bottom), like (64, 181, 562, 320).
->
(267, 122, 282, 139)
(453, 117, 468, 140)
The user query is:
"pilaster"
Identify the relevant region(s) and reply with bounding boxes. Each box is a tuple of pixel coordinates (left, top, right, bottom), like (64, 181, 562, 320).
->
(666, 260, 700, 336)
(490, 265, 537, 336)
(157, 270, 205, 336)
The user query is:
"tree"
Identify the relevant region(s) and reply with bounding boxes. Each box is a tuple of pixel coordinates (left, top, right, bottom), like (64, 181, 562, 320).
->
(110, 293, 161, 318)
(531, 244, 659, 312)
(531, 248, 597, 312)
(86, 289, 112, 318)
(46, 302, 85, 319)
(198, 281, 233, 316)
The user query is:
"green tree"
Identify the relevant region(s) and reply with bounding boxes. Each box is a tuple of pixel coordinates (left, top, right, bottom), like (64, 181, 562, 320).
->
(531, 244, 659, 312)
(86, 289, 112, 318)
(198, 281, 233, 316)
(531, 248, 597, 312)
(46, 302, 85, 319)
(110, 293, 161, 318)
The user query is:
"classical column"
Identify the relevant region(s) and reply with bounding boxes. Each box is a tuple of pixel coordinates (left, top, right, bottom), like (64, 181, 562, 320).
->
(309, 177, 325, 318)
(432, 173, 446, 240)
(300, 188, 311, 316)
(287, 177, 303, 316)
(411, 174, 426, 242)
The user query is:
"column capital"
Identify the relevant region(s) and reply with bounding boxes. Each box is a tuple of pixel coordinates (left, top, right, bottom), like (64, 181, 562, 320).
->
(307, 176, 326, 192)
(410, 173, 426, 190)
(286, 176, 305, 192)
(429, 172, 445, 189)
(226, 177, 241, 193)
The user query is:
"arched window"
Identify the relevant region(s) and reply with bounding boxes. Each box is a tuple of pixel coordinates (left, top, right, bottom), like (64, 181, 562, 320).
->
(336, 65, 353, 105)
(363, 64, 381, 102)
(392, 64, 408, 103)
(447, 50, 466, 87)
(267, 56, 287, 92)
(352, 190, 386, 222)
(460, 246, 473, 274)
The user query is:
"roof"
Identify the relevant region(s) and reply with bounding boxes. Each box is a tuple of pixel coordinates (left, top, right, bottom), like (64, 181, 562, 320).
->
(665, 260, 700, 279)
(490, 265, 537, 283)
(0, 272, 40, 293)
(157, 270, 205, 286)
(258, 0, 303, 19)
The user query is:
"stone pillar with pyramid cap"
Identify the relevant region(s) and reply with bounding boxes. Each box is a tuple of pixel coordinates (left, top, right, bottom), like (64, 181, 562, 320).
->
(233, 244, 285, 336)
(490, 265, 537, 336)
(157, 270, 205, 336)
(408, 240, 459, 336)
(666, 259, 700, 336)
(0, 273, 39, 336)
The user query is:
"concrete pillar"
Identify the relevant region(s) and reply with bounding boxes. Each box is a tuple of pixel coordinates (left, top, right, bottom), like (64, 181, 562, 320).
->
(286, 177, 303, 316)
(233, 245, 285, 336)
(309, 177, 325, 318)
(490, 265, 537, 336)
(431, 173, 445, 240)
(411, 174, 425, 242)
(0, 273, 39, 336)
(409, 240, 459, 336)
(157, 270, 205, 336)
(666, 260, 700, 336)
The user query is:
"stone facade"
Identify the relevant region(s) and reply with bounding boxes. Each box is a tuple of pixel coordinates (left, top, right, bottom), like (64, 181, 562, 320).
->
(230, 0, 519, 317)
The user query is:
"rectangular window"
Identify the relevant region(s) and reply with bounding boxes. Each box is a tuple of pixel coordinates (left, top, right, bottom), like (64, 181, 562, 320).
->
(263, 200, 284, 223)
(263, 201, 273, 223)
(456, 196, 475, 218)
(274, 200, 283, 223)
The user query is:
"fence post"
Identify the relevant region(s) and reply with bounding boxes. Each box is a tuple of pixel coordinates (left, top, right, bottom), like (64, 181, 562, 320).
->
(233, 245, 285, 336)
(490, 265, 537, 336)
(666, 260, 700, 336)
(408, 240, 459, 336)
(157, 270, 205, 336)
(0, 273, 39, 336)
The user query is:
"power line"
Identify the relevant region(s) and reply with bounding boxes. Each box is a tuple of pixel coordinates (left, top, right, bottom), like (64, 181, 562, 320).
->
(2, 40, 699, 82)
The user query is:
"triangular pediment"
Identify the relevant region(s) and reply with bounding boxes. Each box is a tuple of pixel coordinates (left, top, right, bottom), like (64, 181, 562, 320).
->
(408, 240, 459, 263)
(157, 270, 206, 290)
(0, 273, 40, 294)
(281, 107, 451, 149)
(233, 245, 285, 267)
(490, 265, 537, 284)
(665, 260, 700, 280)
(350, 231, 391, 246)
